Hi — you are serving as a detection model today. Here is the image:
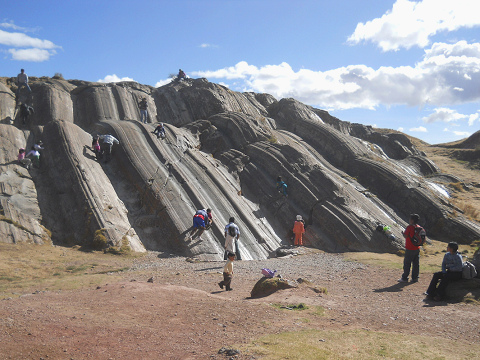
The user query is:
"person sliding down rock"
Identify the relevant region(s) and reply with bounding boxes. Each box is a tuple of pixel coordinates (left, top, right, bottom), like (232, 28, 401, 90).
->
(99, 134, 119, 163)
(152, 123, 166, 139)
(224, 217, 240, 260)
(19, 102, 34, 125)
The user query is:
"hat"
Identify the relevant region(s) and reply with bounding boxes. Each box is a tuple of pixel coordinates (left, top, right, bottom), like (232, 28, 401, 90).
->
(296, 215, 302, 221)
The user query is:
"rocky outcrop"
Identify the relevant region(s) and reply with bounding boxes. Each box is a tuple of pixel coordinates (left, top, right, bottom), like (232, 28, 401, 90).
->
(0, 76, 479, 259)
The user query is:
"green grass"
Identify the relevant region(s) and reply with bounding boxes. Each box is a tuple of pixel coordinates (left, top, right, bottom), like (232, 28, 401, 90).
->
(241, 329, 480, 360)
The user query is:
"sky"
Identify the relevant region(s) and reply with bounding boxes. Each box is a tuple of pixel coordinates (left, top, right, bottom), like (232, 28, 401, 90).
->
(1, 0, 479, 144)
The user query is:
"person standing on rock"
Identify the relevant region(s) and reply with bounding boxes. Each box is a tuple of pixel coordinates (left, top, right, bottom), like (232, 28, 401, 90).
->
(99, 134, 119, 163)
(218, 252, 235, 291)
(425, 242, 463, 301)
(16, 69, 32, 98)
(224, 217, 240, 260)
(293, 215, 305, 246)
(398, 214, 422, 283)
(138, 97, 148, 124)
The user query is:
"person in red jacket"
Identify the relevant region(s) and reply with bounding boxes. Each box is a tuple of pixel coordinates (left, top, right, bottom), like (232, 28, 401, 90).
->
(398, 213, 421, 283)
(293, 215, 305, 246)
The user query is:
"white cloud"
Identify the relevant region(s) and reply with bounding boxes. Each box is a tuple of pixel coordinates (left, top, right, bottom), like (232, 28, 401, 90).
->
(191, 41, 480, 110)
(7, 48, 54, 62)
(155, 78, 170, 87)
(453, 131, 471, 137)
(199, 43, 218, 48)
(422, 108, 468, 123)
(98, 74, 135, 83)
(410, 126, 428, 132)
(348, 0, 480, 51)
(0, 29, 58, 49)
(397, 127, 404, 132)
(468, 113, 479, 126)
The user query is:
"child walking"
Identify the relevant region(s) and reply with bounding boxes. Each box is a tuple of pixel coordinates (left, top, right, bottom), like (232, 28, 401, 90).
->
(218, 252, 235, 291)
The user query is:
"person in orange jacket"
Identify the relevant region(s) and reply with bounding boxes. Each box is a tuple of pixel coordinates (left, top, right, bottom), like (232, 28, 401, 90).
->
(293, 215, 305, 246)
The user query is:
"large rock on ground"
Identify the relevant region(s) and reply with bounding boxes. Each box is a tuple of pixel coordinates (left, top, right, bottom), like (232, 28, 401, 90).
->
(250, 277, 298, 298)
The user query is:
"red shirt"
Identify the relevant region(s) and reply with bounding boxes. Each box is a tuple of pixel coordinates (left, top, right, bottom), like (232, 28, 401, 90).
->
(404, 224, 420, 250)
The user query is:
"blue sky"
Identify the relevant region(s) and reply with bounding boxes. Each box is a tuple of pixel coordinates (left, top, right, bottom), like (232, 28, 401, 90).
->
(1, 0, 479, 144)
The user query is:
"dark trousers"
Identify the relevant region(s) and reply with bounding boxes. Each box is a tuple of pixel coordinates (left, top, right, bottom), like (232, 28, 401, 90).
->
(219, 272, 232, 290)
(426, 271, 463, 298)
(102, 143, 113, 162)
(402, 249, 420, 280)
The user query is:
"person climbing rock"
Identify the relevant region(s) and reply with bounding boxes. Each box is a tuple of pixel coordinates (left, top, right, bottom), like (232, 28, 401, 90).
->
(189, 208, 212, 241)
(26, 146, 40, 168)
(16, 69, 32, 98)
(99, 134, 119, 163)
(17, 148, 31, 169)
(18, 102, 34, 125)
(276, 176, 288, 196)
(92, 135, 102, 160)
(152, 123, 166, 139)
(138, 97, 148, 124)
(293, 215, 305, 246)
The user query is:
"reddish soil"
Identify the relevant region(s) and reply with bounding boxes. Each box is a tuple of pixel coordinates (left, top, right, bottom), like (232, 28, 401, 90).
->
(1, 252, 479, 360)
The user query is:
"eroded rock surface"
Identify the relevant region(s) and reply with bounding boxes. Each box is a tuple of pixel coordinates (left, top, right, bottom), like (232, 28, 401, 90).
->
(1, 76, 478, 259)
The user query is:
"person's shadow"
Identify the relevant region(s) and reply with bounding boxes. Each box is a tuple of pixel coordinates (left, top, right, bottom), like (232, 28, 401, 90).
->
(373, 282, 410, 293)
(83, 145, 97, 161)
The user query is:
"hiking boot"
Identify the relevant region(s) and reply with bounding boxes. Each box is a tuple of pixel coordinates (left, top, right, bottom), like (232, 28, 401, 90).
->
(226, 288, 233, 291)
(218, 282, 223, 289)
(410, 278, 419, 283)
(397, 278, 408, 283)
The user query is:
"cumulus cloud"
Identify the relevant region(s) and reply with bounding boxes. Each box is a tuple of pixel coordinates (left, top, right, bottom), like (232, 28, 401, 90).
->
(468, 113, 479, 126)
(0, 22, 60, 62)
(422, 108, 469, 123)
(397, 127, 404, 132)
(347, 0, 480, 51)
(98, 74, 135, 83)
(7, 48, 54, 62)
(191, 41, 480, 110)
(155, 78, 171, 87)
(410, 126, 428, 132)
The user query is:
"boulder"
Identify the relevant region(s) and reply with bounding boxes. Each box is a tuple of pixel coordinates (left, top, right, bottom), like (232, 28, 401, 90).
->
(250, 277, 298, 298)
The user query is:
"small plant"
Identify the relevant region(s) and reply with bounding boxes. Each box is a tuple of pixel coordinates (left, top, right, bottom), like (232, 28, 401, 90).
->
(92, 229, 108, 250)
(449, 182, 464, 192)
(53, 72, 64, 80)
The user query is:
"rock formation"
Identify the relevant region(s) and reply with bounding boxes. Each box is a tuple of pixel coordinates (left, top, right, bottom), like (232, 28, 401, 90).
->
(1, 76, 479, 260)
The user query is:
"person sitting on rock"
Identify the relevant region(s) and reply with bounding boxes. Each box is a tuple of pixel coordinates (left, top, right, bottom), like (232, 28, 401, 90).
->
(425, 242, 463, 301)
(293, 215, 305, 246)
(92, 136, 102, 160)
(152, 123, 166, 139)
(276, 176, 288, 196)
(177, 69, 187, 81)
(26, 146, 40, 168)
(138, 97, 148, 124)
(99, 134, 119, 163)
(17, 148, 31, 169)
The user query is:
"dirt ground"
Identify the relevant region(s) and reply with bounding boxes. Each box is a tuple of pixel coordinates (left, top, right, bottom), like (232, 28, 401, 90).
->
(1, 249, 479, 360)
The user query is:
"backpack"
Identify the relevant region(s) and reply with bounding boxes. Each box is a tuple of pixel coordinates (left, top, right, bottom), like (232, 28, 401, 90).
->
(261, 268, 276, 278)
(410, 225, 426, 246)
(228, 225, 236, 237)
(462, 261, 478, 279)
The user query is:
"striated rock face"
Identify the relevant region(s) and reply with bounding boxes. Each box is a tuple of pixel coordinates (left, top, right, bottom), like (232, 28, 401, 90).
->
(0, 76, 478, 259)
